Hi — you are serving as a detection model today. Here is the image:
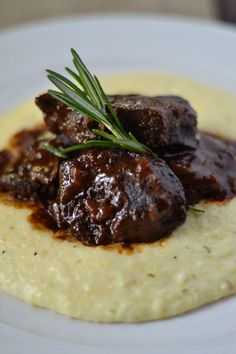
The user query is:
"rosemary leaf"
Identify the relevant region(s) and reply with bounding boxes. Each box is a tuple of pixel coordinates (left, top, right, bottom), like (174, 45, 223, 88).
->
(62, 140, 121, 153)
(92, 129, 117, 142)
(71, 49, 103, 109)
(46, 69, 87, 99)
(43, 143, 68, 159)
(189, 206, 205, 214)
(65, 67, 84, 87)
(93, 75, 126, 135)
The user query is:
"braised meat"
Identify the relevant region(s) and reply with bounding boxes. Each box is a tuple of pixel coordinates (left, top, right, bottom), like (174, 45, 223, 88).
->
(163, 133, 236, 205)
(0, 173, 46, 200)
(35, 93, 97, 144)
(48, 149, 186, 245)
(110, 94, 198, 150)
(36, 93, 198, 151)
(18, 143, 59, 191)
(0, 143, 60, 201)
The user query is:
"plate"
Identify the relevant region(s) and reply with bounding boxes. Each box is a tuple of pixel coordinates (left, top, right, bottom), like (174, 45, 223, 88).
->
(0, 14, 236, 354)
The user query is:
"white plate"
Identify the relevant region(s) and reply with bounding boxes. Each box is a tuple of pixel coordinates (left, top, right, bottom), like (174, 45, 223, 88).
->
(0, 15, 236, 354)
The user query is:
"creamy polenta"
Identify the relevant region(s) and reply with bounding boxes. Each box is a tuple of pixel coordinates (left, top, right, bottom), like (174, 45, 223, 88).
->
(0, 74, 236, 322)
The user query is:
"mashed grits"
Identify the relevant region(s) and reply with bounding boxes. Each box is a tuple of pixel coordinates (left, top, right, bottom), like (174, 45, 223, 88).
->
(0, 74, 236, 322)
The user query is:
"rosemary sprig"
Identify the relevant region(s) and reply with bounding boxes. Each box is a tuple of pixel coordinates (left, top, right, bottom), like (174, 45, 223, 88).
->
(45, 48, 154, 157)
(189, 206, 205, 213)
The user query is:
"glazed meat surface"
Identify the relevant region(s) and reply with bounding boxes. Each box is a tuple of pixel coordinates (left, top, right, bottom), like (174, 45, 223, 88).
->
(49, 149, 186, 245)
(0, 142, 59, 200)
(36, 93, 198, 151)
(0, 174, 46, 200)
(163, 133, 236, 205)
(110, 94, 198, 150)
(35, 93, 97, 145)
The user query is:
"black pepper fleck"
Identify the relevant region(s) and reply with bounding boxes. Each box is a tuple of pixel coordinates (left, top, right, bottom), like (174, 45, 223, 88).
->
(203, 245, 211, 254)
(33, 252, 38, 256)
(2, 250, 6, 254)
(148, 273, 155, 278)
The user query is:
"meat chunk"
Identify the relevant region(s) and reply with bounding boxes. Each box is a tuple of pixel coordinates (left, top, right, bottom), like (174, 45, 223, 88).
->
(18, 143, 60, 189)
(35, 93, 97, 144)
(163, 133, 236, 205)
(110, 94, 198, 150)
(36, 93, 198, 151)
(0, 173, 46, 200)
(0, 143, 60, 201)
(49, 149, 186, 245)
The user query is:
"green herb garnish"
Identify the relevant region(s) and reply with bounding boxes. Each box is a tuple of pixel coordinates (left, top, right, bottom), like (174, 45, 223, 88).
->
(45, 48, 154, 158)
(189, 206, 205, 213)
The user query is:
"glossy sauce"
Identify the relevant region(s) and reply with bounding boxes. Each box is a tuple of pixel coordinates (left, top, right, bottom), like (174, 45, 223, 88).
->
(162, 132, 236, 205)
